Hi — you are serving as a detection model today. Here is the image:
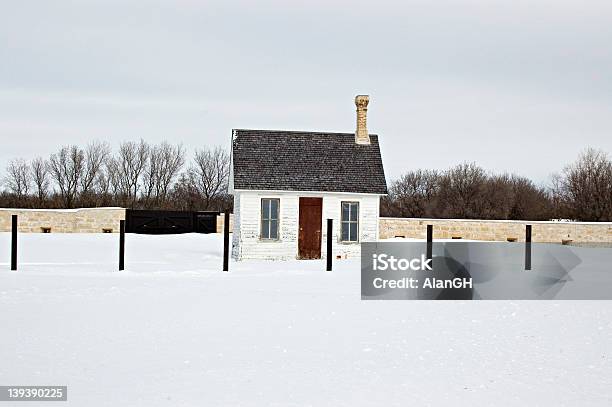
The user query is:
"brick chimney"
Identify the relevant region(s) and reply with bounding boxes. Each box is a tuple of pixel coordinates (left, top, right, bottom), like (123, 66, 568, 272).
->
(355, 95, 370, 144)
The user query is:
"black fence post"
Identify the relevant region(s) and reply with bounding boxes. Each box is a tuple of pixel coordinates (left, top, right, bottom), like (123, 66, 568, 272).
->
(119, 220, 125, 271)
(326, 219, 333, 271)
(11, 215, 17, 271)
(525, 224, 532, 271)
(426, 224, 433, 261)
(223, 211, 230, 272)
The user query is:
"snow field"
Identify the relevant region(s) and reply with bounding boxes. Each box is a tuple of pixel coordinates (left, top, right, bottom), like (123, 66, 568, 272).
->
(0, 233, 611, 406)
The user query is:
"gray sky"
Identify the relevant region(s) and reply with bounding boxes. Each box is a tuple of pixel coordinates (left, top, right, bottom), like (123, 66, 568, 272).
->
(1, 0, 611, 185)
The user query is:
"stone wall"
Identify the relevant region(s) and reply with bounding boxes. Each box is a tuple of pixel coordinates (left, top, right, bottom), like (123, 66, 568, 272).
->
(0, 208, 126, 233)
(216, 213, 234, 234)
(379, 217, 612, 244)
(0, 208, 232, 234)
(4, 208, 611, 244)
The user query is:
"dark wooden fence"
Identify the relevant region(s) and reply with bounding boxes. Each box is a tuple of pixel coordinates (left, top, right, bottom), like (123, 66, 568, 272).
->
(125, 210, 218, 234)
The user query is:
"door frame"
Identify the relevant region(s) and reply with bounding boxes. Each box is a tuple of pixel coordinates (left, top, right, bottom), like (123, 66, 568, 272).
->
(297, 197, 323, 259)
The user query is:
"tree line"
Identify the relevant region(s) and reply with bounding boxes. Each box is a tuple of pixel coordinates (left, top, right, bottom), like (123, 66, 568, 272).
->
(381, 148, 612, 222)
(2, 144, 611, 222)
(1, 140, 232, 212)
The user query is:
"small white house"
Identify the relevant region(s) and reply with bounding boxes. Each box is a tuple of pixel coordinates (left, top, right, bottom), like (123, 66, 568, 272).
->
(229, 95, 387, 260)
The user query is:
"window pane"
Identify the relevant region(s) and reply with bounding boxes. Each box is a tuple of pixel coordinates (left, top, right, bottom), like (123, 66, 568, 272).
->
(270, 199, 278, 220)
(342, 222, 350, 241)
(262, 219, 270, 239)
(349, 223, 357, 241)
(262, 199, 270, 219)
(270, 220, 278, 239)
(350, 203, 358, 222)
(342, 203, 350, 222)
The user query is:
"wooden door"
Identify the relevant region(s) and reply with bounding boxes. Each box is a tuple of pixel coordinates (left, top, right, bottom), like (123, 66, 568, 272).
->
(298, 197, 323, 259)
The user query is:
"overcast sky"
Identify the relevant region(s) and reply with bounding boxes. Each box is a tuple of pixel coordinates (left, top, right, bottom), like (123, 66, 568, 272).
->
(1, 0, 611, 185)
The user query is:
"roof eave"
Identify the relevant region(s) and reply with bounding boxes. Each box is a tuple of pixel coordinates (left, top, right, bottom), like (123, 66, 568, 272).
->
(232, 188, 387, 196)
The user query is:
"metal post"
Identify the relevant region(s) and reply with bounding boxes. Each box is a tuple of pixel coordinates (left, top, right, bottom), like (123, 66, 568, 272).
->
(119, 220, 125, 271)
(525, 224, 532, 271)
(11, 215, 17, 271)
(223, 211, 230, 272)
(326, 219, 333, 271)
(426, 224, 433, 261)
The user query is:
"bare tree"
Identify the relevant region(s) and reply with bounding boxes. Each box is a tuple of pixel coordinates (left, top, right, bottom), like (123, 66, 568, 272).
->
(142, 147, 159, 205)
(507, 175, 552, 220)
(553, 148, 612, 221)
(48, 145, 85, 208)
(190, 146, 230, 210)
(390, 170, 439, 217)
(8, 138, 595, 220)
(157, 142, 186, 203)
(143, 142, 185, 208)
(80, 141, 111, 199)
(436, 162, 488, 218)
(384, 167, 554, 220)
(479, 173, 515, 219)
(117, 140, 149, 208)
(104, 156, 121, 198)
(549, 173, 569, 219)
(30, 157, 50, 204)
(4, 159, 31, 201)
(169, 172, 200, 211)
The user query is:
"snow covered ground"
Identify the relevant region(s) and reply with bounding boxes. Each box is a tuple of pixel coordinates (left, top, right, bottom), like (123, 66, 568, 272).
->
(1, 233, 611, 406)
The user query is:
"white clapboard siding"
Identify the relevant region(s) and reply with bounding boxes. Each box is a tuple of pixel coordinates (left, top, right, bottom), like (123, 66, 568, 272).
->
(232, 190, 380, 260)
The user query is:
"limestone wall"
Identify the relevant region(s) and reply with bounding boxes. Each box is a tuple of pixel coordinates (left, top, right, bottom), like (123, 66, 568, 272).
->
(216, 213, 234, 234)
(0, 208, 126, 233)
(3, 208, 611, 244)
(379, 217, 612, 244)
(0, 208, 232, 234)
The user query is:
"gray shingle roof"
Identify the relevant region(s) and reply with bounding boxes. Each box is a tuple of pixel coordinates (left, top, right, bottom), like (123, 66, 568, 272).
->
(231, 129, 387, 194)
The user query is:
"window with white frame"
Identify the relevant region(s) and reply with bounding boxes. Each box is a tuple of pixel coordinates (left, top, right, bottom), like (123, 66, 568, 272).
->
(341, 202, 359, 242)
(261, 198, 279, 239)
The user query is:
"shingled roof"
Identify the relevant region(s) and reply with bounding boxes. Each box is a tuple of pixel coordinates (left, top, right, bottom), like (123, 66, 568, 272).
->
(231, 129, 387, 194)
